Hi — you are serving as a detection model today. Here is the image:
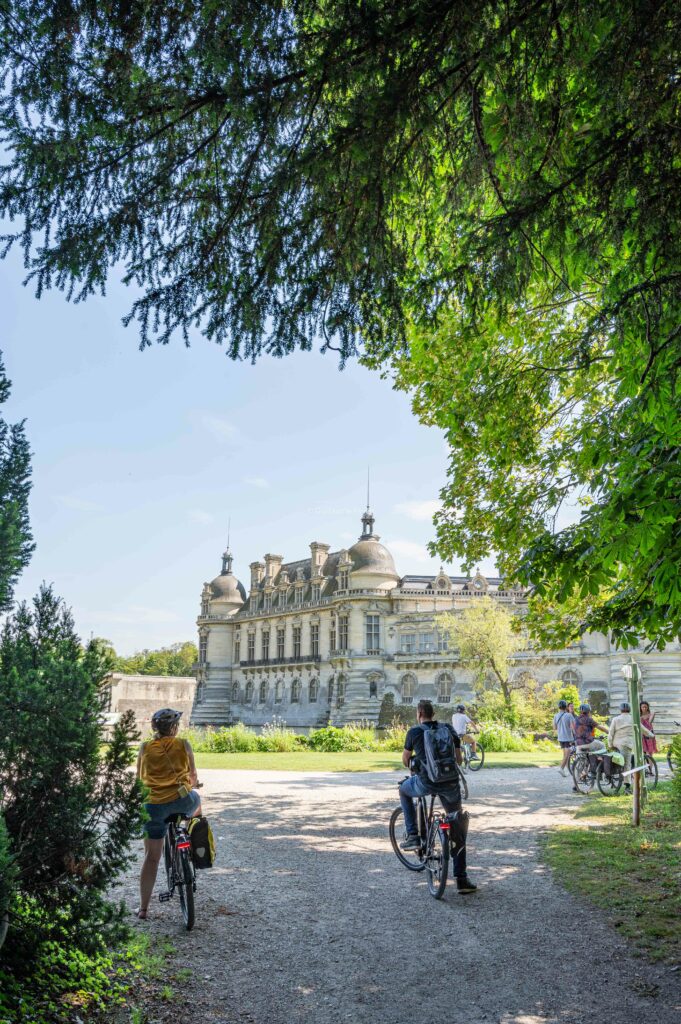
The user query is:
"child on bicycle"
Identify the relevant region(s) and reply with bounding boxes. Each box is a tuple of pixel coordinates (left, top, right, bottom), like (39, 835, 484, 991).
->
(135, 708, 202, 920)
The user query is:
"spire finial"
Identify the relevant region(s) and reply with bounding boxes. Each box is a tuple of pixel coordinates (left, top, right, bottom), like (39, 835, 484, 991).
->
(221, 519, 233, 574)
(360, 470, 375, 539)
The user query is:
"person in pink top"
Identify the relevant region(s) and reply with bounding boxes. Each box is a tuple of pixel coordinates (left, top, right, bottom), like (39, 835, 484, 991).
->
(639, 701, 657, 754)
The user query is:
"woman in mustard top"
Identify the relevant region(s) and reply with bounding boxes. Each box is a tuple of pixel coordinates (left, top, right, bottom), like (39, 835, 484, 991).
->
(135, 708, 201, 919)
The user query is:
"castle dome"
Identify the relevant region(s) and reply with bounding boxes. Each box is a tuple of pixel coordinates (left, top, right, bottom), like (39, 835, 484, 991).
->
(210, 549, 246, 606)
(347, 509, 399, 580)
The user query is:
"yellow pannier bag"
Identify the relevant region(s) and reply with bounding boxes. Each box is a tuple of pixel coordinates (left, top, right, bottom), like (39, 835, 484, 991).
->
(187, 816, 216, 868)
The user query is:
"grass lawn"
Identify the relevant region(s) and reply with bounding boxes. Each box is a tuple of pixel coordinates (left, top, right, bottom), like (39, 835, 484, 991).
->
(542, 782, 681, 964)
(193, 749, 559, 771)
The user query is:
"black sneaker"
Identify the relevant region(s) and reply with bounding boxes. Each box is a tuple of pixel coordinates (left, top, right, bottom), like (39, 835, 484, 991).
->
(400, 833, 421, 851)
(456, 876, 478, 894)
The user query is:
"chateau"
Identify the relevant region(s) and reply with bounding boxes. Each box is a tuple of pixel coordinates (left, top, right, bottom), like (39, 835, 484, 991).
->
(191, 508, 681, 734)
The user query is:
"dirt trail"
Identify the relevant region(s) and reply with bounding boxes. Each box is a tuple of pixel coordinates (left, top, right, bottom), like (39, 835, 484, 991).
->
(120, 767, 681, 1024)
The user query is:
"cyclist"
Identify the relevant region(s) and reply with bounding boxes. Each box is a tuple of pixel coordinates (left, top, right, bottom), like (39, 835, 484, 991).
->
(400, 699, 477, 894)
(573, 702, 608, 788)
(553, 699, 576, 776)
(451, 703, 479, 758)
(135, 708, 202, 920)
(608, 701, 655, 790)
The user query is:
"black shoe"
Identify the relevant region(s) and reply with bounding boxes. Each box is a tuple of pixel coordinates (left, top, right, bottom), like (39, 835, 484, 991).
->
(456, 876, 478, 894)
(400, 833, 421, 851)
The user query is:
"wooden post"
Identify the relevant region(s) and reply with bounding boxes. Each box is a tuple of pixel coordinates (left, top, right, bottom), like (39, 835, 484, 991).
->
(628, 660, 646, 826)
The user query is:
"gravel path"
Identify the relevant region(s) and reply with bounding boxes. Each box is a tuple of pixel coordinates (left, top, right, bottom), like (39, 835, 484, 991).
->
(120, 767, 681, 1024)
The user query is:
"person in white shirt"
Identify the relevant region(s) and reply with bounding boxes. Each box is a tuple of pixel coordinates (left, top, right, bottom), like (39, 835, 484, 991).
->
(607, 701, 655, 788)
(452, 704, 479, 757)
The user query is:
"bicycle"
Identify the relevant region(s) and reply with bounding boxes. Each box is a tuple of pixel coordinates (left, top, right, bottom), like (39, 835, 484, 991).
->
(460, 741, 485, 772)
(159, 809, 199, 930)
(389, 780, 464, 900)
(571, 745, 607, 794)
(576, 748, 659, 796)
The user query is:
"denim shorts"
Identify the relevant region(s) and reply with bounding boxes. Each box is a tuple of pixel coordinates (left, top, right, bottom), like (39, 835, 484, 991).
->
(143, 789, 201, 840)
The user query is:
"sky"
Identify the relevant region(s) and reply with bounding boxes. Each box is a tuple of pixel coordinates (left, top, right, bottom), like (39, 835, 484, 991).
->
(1, 247, 497, 654)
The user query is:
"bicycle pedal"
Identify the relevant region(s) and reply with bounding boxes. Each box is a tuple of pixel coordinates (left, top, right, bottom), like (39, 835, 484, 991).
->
(158, 891, 172, 902)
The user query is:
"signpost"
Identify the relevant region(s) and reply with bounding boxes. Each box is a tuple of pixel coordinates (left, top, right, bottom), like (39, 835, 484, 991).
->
(621, 659, 645, 826)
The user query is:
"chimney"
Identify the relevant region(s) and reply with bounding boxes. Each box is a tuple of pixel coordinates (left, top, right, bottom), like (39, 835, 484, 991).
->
(249, 561, 265, 591)
(310, 542, 330, 576)
(264, 553, 283, 582)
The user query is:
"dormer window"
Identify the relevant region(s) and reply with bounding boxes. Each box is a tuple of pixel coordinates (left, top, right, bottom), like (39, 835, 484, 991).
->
(339, 569, 349, 590)
(312, 583, 321, 602)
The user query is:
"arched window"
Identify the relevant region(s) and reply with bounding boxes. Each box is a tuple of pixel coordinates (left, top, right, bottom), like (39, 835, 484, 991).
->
(401, 673, 416, 704)
(369, 679, 378, 698)
(291, 678, 301, 703)
(562, 669, 581, 687)
(275, 679, 283, 703)
(259, 680, 268, 704)
(309, 677, 319, 703)
(245, 680, 254, 703)
(231, 681, 239, 702)
(437, 672, 453, 704)
(337, 676, 346, 708)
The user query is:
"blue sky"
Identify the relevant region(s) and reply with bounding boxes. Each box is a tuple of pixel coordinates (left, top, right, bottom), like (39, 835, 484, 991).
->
(1, 247, 496, 654)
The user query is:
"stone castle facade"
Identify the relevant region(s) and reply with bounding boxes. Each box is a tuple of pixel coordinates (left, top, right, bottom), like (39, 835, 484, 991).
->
(190, 508, 681, 735)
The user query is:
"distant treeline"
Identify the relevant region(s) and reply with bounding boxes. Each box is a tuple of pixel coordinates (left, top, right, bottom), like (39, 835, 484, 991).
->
(97, 640, 198, 677)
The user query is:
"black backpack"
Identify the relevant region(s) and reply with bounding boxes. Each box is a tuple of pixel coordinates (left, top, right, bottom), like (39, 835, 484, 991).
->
(421, 723, 459, 785)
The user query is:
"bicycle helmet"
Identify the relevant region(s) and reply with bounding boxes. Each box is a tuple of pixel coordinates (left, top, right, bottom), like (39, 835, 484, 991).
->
(558, 699, 568, 710)
(620, 701, 630, 712)
(579, 703, 591, 713)
(456, 704, 466, 713)
(151, 707, 183, 731)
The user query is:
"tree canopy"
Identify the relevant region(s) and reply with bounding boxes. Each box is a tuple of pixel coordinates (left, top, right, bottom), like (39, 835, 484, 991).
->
(1, 1, 679, 644)
(112, 640, 198, 677)
(0, 354, 33, 611)
(437, 598, 523, 706)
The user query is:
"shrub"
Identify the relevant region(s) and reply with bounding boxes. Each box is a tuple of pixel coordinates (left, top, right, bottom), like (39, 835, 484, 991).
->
(380, 719, 408, 751)
(477, 724, 536, 752)
(304, 723, 379, 752)
(257, 718, 300, 752)
(0, 587, 146, 974)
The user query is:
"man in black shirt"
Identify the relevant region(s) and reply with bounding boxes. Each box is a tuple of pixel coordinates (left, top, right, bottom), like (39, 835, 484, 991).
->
(400, 700, 477, 894)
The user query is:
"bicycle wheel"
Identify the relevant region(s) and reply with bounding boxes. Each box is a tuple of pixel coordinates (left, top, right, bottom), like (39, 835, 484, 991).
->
(176, 849, 195, 931)
(388, 806, 426, 872)
(468, 744, 485, 772)
(457, 767, 469, 801)
(644, 754, 658, 789)
(668, 746, 680, 775)
(596, 763, 622, 796)
(426, 826, 449, 900)
(572, 753, 595, 794)
(163, 829, 174, 894)
(567, 749, 577, 775)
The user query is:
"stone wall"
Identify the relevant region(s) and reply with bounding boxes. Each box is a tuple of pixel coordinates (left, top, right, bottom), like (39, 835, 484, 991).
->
(106, 673, 197, 736)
